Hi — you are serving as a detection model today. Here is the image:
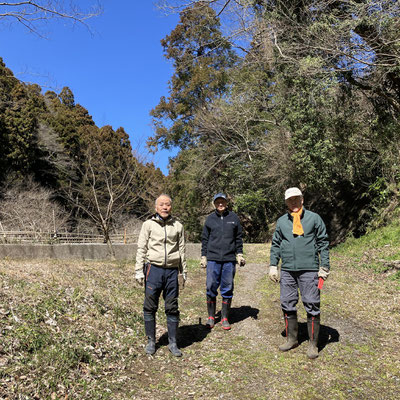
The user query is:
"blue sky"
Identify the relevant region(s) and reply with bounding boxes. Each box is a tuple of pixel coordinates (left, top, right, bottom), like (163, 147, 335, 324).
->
(1, 1, 180, 175)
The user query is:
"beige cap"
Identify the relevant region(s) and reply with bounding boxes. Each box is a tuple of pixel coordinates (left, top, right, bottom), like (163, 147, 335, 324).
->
(285, 187, 303, 200)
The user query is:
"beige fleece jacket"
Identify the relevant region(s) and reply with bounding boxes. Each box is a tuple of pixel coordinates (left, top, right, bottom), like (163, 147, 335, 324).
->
(135, 215, 187, 274)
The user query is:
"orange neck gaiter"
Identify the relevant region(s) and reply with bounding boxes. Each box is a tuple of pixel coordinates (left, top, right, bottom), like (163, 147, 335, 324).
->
(291, 207, 304, 236)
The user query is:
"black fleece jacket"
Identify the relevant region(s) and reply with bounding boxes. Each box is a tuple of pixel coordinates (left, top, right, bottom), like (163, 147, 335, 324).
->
(201, 210, 243, 262)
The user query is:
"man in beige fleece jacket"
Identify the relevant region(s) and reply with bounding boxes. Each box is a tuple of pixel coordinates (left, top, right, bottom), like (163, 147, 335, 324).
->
(135, 194, 187, 357)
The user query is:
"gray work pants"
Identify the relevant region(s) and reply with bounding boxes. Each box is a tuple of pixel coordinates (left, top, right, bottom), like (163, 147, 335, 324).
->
(280, 270, 320, 316)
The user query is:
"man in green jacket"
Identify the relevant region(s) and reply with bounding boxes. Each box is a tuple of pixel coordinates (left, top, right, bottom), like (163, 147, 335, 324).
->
(135, 194, 187, 357)
(269, 187, 330, 359)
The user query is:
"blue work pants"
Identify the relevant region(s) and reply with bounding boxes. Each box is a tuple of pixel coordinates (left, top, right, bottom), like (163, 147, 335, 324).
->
(206, 261, 235, 298)
(143, 264, 179, 320)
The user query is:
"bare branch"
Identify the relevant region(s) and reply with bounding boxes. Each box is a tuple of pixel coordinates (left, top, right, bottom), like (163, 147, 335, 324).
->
(0, 1, 102, 36)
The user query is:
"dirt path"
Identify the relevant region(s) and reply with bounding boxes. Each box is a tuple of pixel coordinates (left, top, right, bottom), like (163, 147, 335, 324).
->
(1, 257, 399, 399)
(228, 263, 270, 348)
(129, 259, 399, 400)
(129, 263, 286, 400)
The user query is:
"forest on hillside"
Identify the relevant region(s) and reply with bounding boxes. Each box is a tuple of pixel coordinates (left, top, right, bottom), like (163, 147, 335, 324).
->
(1, 0, 400, 244)
(0, 60, 165, 243)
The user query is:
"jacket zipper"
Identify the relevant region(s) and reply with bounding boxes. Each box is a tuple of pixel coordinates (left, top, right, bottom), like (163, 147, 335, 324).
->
(220, 214, 224, 261)
(290, 214, 297, 270)
(164, 222, 167, 267)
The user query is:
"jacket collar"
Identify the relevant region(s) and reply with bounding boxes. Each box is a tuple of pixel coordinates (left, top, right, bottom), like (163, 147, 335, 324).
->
(151, 213, 173, 223)
(287, 207, 306, 220)
(214, 209, 229, 217)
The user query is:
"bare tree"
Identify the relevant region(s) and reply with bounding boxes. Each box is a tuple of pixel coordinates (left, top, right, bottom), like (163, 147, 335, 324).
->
(0, 177, 69, 233)
(61, 140, 152, 258)
(0, 1, 102, 36)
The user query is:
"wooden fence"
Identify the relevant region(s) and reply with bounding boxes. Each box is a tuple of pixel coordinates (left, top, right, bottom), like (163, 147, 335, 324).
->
(0, 231, 138, 244)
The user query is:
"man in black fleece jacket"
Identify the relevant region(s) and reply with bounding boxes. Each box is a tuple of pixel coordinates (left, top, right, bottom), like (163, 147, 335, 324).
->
(201, 193, 245, 330)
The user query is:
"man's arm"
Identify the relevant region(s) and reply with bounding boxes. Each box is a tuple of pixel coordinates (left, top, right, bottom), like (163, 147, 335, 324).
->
(135, 221, 150, 273)
(201, 219, 210, 257)
(270, 222, 283, 267)
(178, 223, 187, 275)
(315, 215, 330, 269)
(235, 216, 244, 255)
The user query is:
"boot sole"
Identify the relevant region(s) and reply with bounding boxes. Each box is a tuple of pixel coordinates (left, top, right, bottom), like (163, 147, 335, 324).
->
(221, 318, 231, 330)
(168, 346, 182, 357)
(145, 347, 156, 355)
(206, 317, 215, 329)
(278, 342, 298, 352)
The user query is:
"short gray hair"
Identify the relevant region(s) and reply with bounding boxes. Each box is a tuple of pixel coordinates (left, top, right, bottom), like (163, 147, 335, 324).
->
(155, 194, 172, 206)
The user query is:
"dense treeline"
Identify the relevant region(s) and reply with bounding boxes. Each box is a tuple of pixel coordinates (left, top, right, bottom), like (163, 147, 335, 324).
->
(2, 1, 399, 245)
(151, 0, 400, 243)
(0, 59, 165, 245)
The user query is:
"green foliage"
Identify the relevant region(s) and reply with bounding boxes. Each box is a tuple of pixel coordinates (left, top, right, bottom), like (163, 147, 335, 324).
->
(149, 2, 237, 150)
(233, 190, 269, 242)
(0, 57, 163, 237)
(334, 218, 400, 282)
(155, 1, 400, 241)
(336, 219, 400, 256)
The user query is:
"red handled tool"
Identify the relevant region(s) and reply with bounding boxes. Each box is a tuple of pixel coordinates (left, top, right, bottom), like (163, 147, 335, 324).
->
(318, 277, 324, 290)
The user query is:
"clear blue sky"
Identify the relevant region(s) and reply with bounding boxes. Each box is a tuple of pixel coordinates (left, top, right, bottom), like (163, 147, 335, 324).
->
(1, 1, 180, 175)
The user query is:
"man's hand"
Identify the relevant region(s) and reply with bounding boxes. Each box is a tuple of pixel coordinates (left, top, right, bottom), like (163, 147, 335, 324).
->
(135, 268, 145, 286)
(318, 266, 330, 281)
(269, 265, 279, 283)
(236, 253, 246, 267)
(178, 271, 187, 290)
(200, 256, 207, 268)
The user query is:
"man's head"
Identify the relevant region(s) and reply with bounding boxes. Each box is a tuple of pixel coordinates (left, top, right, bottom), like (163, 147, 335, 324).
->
(284, 187, 303, 213)
(155, 194, 172, 219)
(213, 193, 228, 214)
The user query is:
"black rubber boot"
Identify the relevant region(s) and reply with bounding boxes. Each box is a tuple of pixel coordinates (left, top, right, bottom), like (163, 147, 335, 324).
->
(221, 298, 232, 330)
(279, 312, 299, 351)
(144, 318, 156, 355)
(307, 314, 320, 359)
(167, 318, 182, 357)
(206, 296, 216, 328)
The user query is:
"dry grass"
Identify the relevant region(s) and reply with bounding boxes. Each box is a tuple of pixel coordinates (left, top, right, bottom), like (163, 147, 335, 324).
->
(0, 235, 399, 399)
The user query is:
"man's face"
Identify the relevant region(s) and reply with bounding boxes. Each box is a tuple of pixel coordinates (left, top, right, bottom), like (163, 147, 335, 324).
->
(155, 196, 172, 219)
(214, 198, 227, 213)
(285, 196, 303, 213)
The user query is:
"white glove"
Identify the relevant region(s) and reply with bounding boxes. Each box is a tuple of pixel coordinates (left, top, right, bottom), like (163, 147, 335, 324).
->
(200, 256, 207, 268)
(236, 253, 246, 267)
(269, 265, 279, 283)
(318, 266, 330, 281)
(135, 267, 145, 286)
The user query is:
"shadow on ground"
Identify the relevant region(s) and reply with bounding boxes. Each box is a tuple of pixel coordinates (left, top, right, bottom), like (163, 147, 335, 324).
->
(157, 305, 259, 349)
(212, 305, 259, 325)
(157, 323, 211, 349)
(230, 305, 259, 324)
(281, 323, 340, 351)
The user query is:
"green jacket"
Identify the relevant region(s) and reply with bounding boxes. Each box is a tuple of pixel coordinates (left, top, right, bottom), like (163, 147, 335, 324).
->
(270, 208, 330, 271)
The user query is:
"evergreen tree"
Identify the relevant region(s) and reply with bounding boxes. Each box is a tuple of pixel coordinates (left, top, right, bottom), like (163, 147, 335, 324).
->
(149, 2, 237, 150)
